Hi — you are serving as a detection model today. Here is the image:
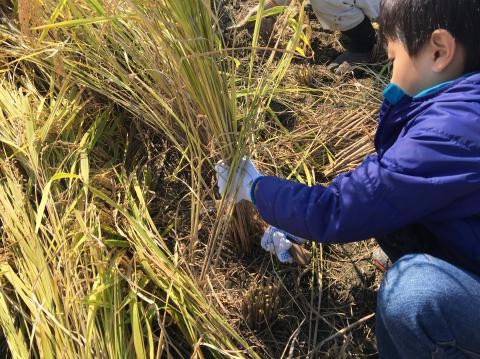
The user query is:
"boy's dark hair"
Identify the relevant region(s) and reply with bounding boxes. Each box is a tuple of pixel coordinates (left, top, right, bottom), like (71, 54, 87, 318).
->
(379, 0, 480, 71)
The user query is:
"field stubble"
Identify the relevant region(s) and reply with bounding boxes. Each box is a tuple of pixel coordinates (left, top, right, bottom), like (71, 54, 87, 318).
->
(0, 0, 387, 357)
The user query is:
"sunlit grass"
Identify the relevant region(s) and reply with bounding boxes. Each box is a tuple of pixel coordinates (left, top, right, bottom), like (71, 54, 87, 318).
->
(0, 75, 259, 357)
(0, 0, 384, 357)
(17, 0, 308, 269)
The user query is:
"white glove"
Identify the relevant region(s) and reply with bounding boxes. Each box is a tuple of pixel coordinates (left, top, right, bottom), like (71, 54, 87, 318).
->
(215, 156, 262, 203)
(261, 226, 306, 264)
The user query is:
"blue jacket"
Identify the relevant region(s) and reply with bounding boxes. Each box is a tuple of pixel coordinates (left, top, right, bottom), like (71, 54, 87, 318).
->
(254, 72, 480, 273)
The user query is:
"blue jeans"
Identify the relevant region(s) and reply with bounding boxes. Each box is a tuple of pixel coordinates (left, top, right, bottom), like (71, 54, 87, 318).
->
(376, 254, 480, 358)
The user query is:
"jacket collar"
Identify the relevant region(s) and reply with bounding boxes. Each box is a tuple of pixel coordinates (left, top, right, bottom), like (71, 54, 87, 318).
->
(375, 72, 480, 156)
(383, 71, 479, 106)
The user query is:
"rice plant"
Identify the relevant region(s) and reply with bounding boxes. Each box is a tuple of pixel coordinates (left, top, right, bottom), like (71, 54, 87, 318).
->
(0, 0, 384, 357)
(19, 0, 307, 270)
(0, 0, 310, 355)
(0, 72, 263, 357)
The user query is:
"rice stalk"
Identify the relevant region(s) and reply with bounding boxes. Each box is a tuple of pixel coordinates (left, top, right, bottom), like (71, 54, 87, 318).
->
(0, 73, 259, 357)
(0, 1, 386, 357)
(17, 0, 307, 267)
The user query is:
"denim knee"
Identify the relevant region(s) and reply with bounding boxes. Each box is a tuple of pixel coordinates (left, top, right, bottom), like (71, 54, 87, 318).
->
(377, 254, 438, 334)
(376, 253, 480, 358)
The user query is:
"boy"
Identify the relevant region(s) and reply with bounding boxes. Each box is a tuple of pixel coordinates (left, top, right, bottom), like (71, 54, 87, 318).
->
(217, 0, 480, 357)
(232, 0, 379, 72)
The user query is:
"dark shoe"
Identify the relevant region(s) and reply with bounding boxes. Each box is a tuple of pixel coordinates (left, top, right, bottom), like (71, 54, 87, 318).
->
(342, 17, 377, 53)
(327, 50, 371, 74)
(328, 16, 376, 74)
(372, 247, 392, 272)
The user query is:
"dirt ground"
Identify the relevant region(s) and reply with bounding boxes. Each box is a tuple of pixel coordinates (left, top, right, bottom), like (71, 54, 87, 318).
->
(0, 1, 387, 358)
(191, 1, 387, 357)
(139, 1, 386, 357)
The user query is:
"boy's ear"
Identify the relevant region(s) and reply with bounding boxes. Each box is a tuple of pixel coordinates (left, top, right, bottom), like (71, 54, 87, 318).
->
(429, 29, 458, 72)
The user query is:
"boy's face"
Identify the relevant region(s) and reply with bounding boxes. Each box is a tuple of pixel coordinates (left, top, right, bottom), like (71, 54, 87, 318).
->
(387, 33, 466, 97)
(387, 39, 435, 96)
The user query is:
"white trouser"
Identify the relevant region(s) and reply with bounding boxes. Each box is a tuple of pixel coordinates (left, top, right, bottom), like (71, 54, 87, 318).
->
(270, 0, 380, 31)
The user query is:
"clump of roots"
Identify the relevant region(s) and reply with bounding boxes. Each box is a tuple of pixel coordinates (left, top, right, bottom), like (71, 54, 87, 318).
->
(242, 277, 281, 330)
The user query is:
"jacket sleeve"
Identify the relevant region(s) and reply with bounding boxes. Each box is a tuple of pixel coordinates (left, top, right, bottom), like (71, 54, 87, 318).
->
(254, 127, 480, 243)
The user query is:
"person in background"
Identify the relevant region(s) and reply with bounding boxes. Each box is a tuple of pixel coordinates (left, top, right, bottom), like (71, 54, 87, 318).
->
(217, 0, 480, 357)
(231, 0, 379, 72)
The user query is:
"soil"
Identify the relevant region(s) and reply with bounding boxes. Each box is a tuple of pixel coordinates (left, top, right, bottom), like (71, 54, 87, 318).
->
(1, 1, 388, 358)
(196, 1, 387, 357)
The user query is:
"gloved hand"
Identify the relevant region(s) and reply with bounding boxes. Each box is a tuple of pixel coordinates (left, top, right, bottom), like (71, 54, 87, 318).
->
(261, 225, 306, 264)
(215, 156, 262, 203)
